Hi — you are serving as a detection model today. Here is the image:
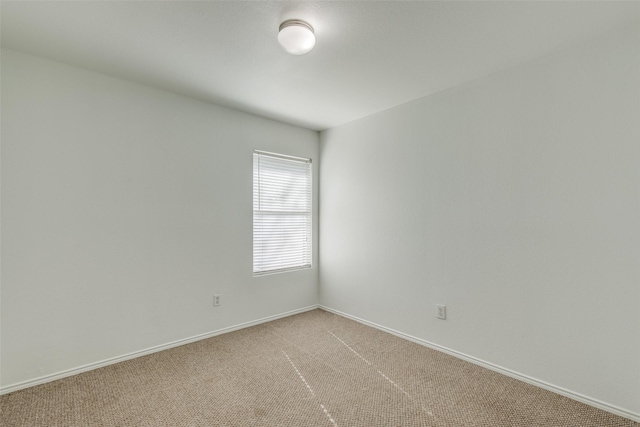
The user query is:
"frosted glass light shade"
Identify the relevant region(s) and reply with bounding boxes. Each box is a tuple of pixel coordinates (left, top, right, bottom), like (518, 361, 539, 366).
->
(278, 20, 315, 55)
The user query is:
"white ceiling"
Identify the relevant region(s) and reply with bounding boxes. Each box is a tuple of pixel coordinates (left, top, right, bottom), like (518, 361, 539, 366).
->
(2, 1, 639, 131)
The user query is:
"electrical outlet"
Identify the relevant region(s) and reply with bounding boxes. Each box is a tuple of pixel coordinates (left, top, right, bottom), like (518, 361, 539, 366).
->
(213, 294, 221, 307)
(436, 304, 446, 320)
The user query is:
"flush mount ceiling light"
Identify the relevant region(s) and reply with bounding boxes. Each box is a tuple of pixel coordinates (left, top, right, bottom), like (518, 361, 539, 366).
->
(278, 19, 315, 55)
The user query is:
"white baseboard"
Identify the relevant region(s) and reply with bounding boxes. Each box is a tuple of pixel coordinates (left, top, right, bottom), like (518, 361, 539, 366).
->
(319, 305, 639, 423)
(1, 304, 319, 395)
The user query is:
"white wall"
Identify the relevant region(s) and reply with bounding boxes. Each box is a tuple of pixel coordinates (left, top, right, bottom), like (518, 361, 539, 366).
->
(320, 28, 640, 417)
(0, 49, 319, 388)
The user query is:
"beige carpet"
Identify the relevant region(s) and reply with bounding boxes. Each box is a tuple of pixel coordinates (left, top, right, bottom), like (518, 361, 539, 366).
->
(1, 309, 637, 426)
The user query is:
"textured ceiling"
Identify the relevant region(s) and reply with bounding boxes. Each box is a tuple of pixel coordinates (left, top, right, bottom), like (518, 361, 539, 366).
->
(2, 1, 639, 131)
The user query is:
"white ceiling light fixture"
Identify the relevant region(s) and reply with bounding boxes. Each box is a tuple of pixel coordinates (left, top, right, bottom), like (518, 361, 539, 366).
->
(278, 19, 315, 55)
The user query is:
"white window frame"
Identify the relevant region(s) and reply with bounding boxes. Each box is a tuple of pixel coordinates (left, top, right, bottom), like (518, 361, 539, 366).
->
(253, 150, 312, 276)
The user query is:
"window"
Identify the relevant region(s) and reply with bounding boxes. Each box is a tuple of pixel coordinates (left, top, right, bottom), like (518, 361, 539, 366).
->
(253, 151, 312, 275)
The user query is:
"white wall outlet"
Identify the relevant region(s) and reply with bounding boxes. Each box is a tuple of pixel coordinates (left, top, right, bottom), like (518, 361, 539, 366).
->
(213, 294, 221, 307)
(436, 304, 446, 320)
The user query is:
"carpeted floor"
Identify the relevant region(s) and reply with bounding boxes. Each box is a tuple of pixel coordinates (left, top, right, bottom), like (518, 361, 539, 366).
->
(0, 309, 637, 426)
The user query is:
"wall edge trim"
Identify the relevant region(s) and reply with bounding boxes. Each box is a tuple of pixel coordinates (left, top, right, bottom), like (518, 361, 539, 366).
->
(1, 304, 320, 395)
(319, 305, 639, 423)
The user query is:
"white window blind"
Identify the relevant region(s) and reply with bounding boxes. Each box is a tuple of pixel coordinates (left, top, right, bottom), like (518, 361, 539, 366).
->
(253, 151, 312, 275)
